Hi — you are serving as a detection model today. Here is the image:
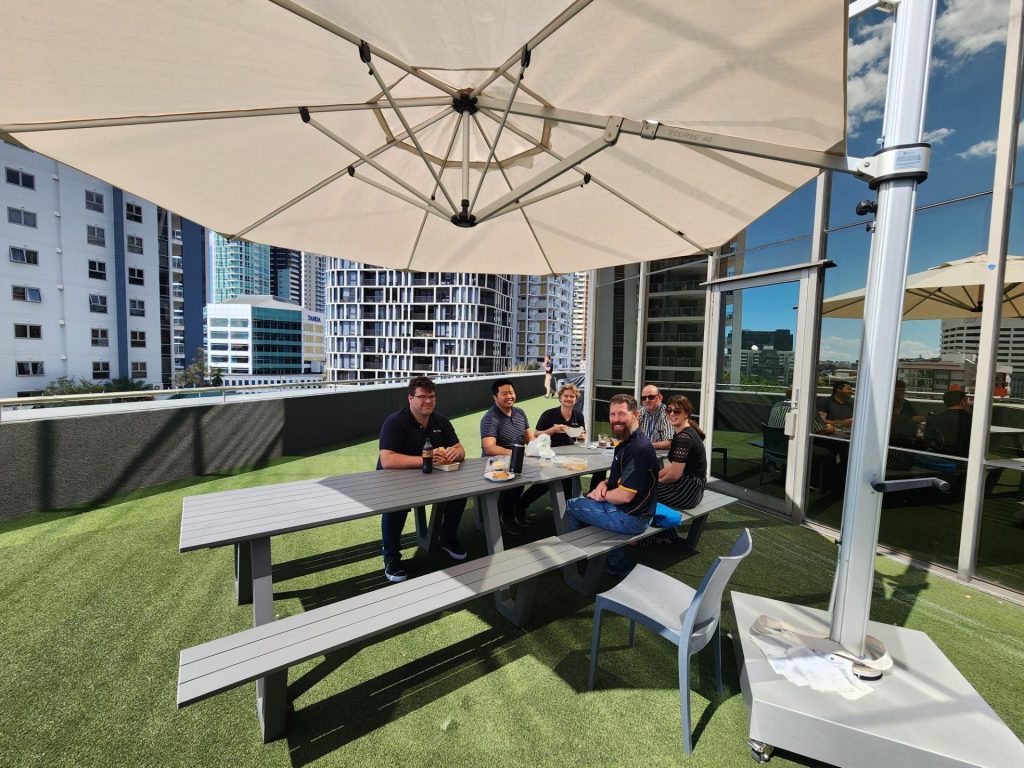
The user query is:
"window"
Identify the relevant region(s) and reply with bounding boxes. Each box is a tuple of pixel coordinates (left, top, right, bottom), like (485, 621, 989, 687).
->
(130, 330, 146, 347)
(12, 285, 42, 302)
(92, 361, 110, 379)
(131, 361, 147, 378)
(6, 167, 34, 189)
(91, 328, 109, 347)
(16, 361, 45, 376)
(7, 207, 37, 227)
(89, 294, 108, 313)
(85, 190, 104, 212)
(9, 247, 39, 265)
(128, 267, 144, 286)
(126, 202, 143, 222)
(87, 225, 106, 246)
(88, 260, 107, 280)
(127, 235, 144, 255)
(14, 323, 42, 339)
(129, 299, 145, 317)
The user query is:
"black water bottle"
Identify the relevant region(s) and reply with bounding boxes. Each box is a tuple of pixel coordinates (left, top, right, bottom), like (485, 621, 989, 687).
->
(422, 438, 433, 474)
(510, 442, 525, 474)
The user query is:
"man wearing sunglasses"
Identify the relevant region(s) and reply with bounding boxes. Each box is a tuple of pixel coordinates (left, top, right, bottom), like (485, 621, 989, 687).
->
(638, 384, 673, 450)
(378, 376, 467, 583)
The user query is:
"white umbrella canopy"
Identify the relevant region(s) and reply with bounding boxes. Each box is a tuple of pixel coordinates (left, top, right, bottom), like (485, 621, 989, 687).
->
(822, 253, 1024, 320)
(0, 0, 849, 275)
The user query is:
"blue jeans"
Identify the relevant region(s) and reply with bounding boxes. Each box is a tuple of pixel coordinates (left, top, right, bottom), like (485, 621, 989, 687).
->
(381, 498, 467, 564)
(566, 496, 650, 570)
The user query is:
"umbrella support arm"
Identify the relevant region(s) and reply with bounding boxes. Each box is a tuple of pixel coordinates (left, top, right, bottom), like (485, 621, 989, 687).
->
(473, 118, 621, 224)
(474, 96, 871, 179)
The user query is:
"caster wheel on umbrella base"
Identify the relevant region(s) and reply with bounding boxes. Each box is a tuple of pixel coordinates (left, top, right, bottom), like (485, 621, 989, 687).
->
(747, 739, 774, 764)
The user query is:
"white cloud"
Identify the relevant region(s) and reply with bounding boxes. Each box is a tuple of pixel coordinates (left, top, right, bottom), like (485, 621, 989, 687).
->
(956, 139, 997, 159)
(847, 21, 892, 136)
(898, 339, 939, 359)
(935, 0, 1007, 60)
(819, 334, 861, 362)
(922, 127, 955, 144)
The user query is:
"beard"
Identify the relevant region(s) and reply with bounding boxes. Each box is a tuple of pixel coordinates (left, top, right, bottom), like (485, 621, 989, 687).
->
(611, 421, 634, 440)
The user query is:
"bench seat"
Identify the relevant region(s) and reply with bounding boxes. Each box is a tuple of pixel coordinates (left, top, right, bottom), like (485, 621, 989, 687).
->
(178, 535, 587, 741)
(555, 489, 735, 593)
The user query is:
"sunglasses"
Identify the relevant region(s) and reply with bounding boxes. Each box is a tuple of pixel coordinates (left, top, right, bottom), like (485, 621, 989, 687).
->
(641, 394, 659, 401)
(665, 408, 684, 415)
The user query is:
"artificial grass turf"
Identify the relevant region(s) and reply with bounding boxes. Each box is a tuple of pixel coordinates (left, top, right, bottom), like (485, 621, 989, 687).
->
(0, 396, 1021, 768)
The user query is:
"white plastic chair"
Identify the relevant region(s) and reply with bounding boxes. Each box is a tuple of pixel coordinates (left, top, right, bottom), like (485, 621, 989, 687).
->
(588, 528, 753, 753)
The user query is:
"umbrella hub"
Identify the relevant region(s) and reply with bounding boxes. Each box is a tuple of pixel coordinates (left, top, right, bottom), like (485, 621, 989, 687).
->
(451, 198, 477, 228)
(452, 90, 479, 115)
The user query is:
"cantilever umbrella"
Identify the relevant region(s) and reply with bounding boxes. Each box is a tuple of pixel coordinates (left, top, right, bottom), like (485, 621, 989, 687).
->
(0, 0, 849, 275)
(822, 253, 1024, 320)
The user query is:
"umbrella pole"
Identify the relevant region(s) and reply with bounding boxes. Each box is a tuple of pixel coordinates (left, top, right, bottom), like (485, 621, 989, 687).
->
(829, 0, 937, 658)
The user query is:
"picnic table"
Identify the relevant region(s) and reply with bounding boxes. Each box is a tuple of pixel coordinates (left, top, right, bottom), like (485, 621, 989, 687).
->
(179, 453, 612, 626)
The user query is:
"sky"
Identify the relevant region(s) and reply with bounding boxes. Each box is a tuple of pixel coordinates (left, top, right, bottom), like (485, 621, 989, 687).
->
(737, 0, 1012, 363)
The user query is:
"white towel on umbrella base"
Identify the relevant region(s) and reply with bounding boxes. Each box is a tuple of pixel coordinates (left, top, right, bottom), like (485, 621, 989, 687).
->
(749, 614, 892, 700)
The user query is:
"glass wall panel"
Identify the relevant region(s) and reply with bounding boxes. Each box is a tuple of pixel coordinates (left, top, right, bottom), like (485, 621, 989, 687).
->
(711, 281, 799, 509)
(591, 264, 640, 429)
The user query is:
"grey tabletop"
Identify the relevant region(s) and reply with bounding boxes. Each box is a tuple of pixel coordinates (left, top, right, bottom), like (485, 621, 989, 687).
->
(180, 454, 612, 552)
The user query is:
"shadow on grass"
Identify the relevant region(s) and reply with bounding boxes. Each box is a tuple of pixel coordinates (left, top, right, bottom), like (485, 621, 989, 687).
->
(284, 625, 531, 767)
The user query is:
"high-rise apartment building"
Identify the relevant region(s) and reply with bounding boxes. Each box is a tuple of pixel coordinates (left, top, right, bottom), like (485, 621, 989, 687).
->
(270, 247, 301, 305)
(515, 274, 573, 371)
(301, 252, 326, 314)
(644, 258, 709, 387)
(326, 262, 513, 380)
(205, 296, 324, 385)
(157, 209, 206, 384)
(209, 233, 269, 303)
(571, 271, 588, 372)
(2, 141, 162, 396)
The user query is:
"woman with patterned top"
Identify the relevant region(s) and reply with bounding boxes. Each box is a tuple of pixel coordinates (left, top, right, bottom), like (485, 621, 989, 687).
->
(656, 395, 707, 515)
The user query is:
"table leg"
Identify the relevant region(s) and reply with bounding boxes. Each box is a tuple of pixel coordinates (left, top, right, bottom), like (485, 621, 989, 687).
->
(250, 537, 275, 627)
(235, 542, 252, 605)
(478, 491, 504, 554)
(548, 482, 569, 534)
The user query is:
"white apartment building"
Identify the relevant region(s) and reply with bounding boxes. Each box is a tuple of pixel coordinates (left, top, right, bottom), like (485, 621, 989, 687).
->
(941, 317, 1024, 372)
(206, 296, 324, 386)
(515, 274, 573, 371)
(570, 270, 588, 372)
(2, 142, 162, 396)
(326, 262, 514, 380)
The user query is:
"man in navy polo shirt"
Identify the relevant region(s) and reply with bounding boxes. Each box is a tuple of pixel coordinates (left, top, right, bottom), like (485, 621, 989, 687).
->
(566, 393, 660, 576)
(378, 376, 467, 583)
(480, 378, 538, 533)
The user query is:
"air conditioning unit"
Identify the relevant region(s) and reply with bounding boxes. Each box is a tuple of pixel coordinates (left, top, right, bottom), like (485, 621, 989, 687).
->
(51, 174, 59, 181)
(57, 284, 64, 291)
(55, 247, 62, 254)
(58, 319, 66, 326)
(53, 211, 61, 217)
(59, 354, 67, 361)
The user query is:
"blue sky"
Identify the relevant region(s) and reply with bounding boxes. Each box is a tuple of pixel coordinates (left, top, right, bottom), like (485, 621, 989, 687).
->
(738, 0, 1011, 362)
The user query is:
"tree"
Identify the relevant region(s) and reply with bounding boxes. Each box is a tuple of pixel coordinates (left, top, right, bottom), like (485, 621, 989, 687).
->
(175, 348, 209, 388)
(42, 376, 105, 395)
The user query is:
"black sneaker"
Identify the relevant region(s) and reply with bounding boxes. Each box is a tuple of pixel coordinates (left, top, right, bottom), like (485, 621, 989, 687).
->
(499, 512, 523, 535)
(440, 540, 468, 561)
(384, 561, 408, 583)
(513, 507, 531, 529)
(602, 559, 634, 577)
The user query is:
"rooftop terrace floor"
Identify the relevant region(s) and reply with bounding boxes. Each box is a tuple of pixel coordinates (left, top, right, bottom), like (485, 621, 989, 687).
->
(1, 397, 1021, 767)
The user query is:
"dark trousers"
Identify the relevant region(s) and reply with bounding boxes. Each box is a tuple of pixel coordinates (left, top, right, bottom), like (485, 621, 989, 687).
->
(381, 498, 467, 563)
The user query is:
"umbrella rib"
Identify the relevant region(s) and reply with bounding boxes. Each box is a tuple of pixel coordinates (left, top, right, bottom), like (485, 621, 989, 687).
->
(0, 98, 452, 134)
(472, 115, 555, 274)
(266, 0, 457, 97)
(471, 0, 595, 97)
(404, 111, 466, 271)
(305, 114, 450, 216)
(366, 60, 459, 213)
(478, 108, 710, 253)
(230, 107, 452, 241)
(469, 54, 529, 215)
(474, 125, 619, 223)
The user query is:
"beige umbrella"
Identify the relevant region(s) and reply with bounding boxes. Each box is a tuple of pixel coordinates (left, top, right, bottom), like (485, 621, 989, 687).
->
(0, 0, 850, 275)
(822, 253, 1024, 320)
